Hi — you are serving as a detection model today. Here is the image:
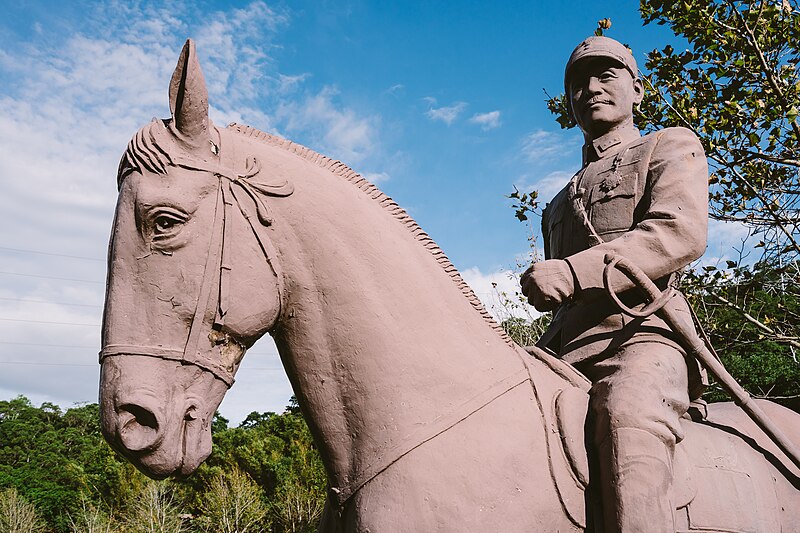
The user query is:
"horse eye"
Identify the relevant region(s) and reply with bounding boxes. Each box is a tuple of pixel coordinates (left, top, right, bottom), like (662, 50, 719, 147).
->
(155, 216, 176, 231)
(152, 213, 185, 237)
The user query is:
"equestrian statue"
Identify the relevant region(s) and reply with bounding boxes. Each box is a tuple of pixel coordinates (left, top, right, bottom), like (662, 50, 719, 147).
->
(99, 39, 800, 532)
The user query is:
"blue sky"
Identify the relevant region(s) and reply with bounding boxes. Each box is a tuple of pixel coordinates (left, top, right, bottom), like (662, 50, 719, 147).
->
(0, 1, 744, 423)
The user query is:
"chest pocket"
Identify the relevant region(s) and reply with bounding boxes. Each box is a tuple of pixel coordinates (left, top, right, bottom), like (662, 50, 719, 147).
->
(588, 171, 638, 236)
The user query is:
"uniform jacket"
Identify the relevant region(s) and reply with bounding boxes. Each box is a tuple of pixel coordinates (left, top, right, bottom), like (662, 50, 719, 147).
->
(541, 124, 708, 379)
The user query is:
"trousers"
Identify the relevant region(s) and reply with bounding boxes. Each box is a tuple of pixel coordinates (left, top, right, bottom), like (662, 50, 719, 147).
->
(576, 341, 690, 533)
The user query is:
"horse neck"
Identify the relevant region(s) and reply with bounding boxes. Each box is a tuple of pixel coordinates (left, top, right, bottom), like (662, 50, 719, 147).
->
(252, 137, 531, 485)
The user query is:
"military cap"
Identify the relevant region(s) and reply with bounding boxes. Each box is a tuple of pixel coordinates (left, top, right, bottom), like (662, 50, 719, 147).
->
(564, 36, 638, 91)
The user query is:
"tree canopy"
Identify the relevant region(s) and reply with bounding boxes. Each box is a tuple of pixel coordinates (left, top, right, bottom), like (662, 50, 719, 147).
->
(0, 396, 326, 533)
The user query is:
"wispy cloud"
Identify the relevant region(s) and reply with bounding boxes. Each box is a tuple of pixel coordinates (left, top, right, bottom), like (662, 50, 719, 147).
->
(460, 266, 539, 321)
(509, 168, 574, 235)
(424, 97, 468, 125)
(194, 3, 287, 102)
(0, 1, 334, 422)
(469, 110, 501, 130)
(385, 84, 405, 96)
(278, 86, 377, 164)
(702, 218, 753, 266)
(278, 73, 310, 94)
(514, 169, 576, 202)
(363, 171, 391, 184)
(521, 129, 568, 161)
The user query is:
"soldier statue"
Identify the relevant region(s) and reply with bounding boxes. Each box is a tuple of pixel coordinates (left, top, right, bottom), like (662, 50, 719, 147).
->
(521, 36, 709, 532)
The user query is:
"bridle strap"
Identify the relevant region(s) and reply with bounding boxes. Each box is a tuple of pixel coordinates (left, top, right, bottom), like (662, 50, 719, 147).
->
(182, 180, 232, 384)
(228, 180, 286, 313)
(100, 345, 184, 361)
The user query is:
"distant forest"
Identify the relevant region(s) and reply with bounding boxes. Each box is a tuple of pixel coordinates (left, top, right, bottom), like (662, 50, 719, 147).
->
(0, 395, 325, 532)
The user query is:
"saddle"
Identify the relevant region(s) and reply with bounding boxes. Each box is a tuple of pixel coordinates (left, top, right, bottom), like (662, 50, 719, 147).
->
(524, 347, 797, 533)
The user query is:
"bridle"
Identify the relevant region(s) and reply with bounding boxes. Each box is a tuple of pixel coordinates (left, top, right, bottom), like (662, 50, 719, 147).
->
(100, 140, 292, 387)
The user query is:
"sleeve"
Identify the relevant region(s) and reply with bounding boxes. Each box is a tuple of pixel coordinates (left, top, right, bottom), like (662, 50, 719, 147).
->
(541, 203, 551, 260)
(565, 127, 709, 293)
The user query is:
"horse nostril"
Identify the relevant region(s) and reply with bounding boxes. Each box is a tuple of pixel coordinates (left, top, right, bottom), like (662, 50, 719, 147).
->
(118, 403, 162, 453)
(184, 405, 198, 421)
(124, 403, 158, 428)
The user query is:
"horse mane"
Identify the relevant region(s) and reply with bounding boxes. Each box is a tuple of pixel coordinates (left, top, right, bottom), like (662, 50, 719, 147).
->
(228, 123, 514, 347)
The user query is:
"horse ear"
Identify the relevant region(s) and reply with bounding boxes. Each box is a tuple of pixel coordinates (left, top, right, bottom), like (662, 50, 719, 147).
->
(169, 39, 209, 148)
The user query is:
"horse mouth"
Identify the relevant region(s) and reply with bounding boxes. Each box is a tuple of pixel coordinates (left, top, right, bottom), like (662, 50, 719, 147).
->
(116, 437, 185, 479)
(102, 391, 211, 479)
(119, 421, 207, 479)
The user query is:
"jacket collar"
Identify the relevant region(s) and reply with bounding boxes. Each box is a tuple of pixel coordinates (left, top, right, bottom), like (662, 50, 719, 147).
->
(582, 122, 641, 165)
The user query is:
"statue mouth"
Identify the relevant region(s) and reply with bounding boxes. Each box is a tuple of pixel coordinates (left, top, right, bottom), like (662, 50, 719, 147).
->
(121, 419, 207, 479)
(583, 97, 612, 110)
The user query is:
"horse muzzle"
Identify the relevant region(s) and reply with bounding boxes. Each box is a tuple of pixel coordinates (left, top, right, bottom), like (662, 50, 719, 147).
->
(99, 354, 223, 478)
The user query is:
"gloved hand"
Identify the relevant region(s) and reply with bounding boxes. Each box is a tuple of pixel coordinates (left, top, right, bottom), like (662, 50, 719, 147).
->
(520, 259, 576, 312)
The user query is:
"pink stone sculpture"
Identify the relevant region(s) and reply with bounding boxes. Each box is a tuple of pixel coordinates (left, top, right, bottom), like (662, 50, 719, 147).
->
(100, 39, 800, 532)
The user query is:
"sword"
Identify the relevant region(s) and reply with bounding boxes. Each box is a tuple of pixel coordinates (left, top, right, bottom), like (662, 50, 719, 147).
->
(603, 253, 800, 471)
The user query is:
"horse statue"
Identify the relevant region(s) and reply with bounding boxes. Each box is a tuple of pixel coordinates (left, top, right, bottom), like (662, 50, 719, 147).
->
(99, 40, 800, 532)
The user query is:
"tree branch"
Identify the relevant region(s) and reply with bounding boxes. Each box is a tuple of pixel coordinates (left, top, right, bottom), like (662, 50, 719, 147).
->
(706, 290, 800, 349)
(732, 149, 800, 167)
(754, 393, 800, 400)
(727, 0, 800, 139)
(724, 163, 800, 254)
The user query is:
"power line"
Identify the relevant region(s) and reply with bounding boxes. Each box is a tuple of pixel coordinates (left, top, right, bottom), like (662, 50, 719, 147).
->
(0, 341, 98, 349)
(0, 318, 99, 327)
(0, 271, 104, 285)
(0, 297, 102, 308)
(0, 341, 280, 357)
(0, 246, 105, 262)
(0, 360, 285, 371)
(0, 361, 96, 367)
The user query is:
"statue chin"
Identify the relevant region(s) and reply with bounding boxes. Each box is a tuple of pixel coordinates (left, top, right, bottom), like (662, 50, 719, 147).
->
(128, 430, 212, 479)
(129, 450, 185, 480)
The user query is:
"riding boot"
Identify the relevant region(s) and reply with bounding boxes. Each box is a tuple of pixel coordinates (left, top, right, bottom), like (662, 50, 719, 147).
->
(598, 427, 675, 533)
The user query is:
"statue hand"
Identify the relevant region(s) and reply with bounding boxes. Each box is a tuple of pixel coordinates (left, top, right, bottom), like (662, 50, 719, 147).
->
(520, 259, 575, 312)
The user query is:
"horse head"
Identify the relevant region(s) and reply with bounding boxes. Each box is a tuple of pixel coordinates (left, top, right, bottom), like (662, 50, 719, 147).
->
(99, 40, 291, 477)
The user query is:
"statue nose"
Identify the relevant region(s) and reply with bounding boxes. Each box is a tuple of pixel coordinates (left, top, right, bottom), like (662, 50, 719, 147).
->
(117, 402, 163, 453)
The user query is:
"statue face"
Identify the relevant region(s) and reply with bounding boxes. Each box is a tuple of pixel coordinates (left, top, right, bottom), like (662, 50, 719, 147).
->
(568, 56, 643, 139)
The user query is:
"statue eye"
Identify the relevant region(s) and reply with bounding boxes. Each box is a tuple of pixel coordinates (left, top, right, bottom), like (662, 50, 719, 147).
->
(149, 209, 187, 240)
(155, 216, 177, 232)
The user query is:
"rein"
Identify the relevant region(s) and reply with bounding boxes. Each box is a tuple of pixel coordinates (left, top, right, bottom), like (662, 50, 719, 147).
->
(100, 147, 291, 387)
(329, 366, 533, 510)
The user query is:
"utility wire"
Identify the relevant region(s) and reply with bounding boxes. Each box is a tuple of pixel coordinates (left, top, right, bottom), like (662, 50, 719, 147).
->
(0, 246, 105, 262)
(0, 341, 98, 349)
(0, 361, 97, 367)
(0, 297, 102, 308)
(0, 360, 284, 370)
(0, 340, 276, 353)
(0, 271, 104, 284)
(0, 318, 99, 326)
(0, 341, 279, 357)
(0, 247, 283, 370)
